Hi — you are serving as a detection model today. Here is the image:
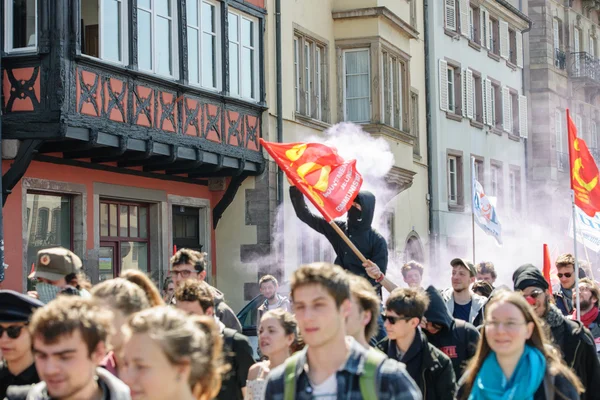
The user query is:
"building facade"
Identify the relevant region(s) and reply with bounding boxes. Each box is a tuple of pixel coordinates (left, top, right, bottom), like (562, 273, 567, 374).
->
(428, 0, 530, 269)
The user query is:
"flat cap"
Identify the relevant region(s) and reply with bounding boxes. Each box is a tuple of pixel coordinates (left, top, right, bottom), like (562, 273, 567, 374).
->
(451, 258, 477, 277)
(0, 290, 44, 322)
(33, 247, 82, 281)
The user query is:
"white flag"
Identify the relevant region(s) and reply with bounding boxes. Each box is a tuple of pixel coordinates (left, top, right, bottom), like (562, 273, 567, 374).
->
(472, 158, 502, 245)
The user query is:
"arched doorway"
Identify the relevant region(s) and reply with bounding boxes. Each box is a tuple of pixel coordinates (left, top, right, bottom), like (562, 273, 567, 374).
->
(404, 233, 424, 263)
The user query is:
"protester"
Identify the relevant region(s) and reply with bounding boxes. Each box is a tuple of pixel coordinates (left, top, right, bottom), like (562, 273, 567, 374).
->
(162, 277, 175, 303)
(456, 290, 583, 399)
(121, 269, 165, 307)
(257, 274, 291, 322)
(0, 290, 44, 399)
(441, 258, 487, 326)
(377, 288, 455, 399)
(170, 249, 242, 332)
(472, 280, 493, 299)
(91, 278, 151, 378)
(175, 279, 254, 400)
(289, 185, 388, 294)
(475, 261, 497, 286)
(401, 260, 425, 289)
(5, 296, 130, 400)
(346, 274, 380, 348)
(264, 262, 421, 399)
(513, 263, 600, 399)
(553, 253, 582, 316)
(422, 285, 480, 378)
(121, 306, 225, 400)
(572, 277, 600, 353)
(246, 309, 298, 400)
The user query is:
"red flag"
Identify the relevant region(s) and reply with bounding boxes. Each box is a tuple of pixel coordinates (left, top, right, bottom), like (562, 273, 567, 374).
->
(568, 109, 600, 217)
(543, 244, 553, 295)
(260, 139, 363, 221)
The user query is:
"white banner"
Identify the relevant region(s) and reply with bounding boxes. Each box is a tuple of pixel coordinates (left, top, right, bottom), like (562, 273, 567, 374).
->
(568, 206, 600, 252)
(472, 158, 503, 245)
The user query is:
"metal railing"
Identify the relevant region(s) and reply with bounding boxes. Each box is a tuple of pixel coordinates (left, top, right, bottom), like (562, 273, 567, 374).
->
(569, 52, 600, 81)
(557, 151, 569, 172)
(555, 48, 566, 70)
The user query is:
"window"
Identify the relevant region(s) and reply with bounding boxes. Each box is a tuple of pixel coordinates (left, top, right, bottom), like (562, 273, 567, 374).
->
(187, 0, 221, 90)
(100, 200, 150, 280)
(382, 51, 405, 130)
(490, 164, 502, 199)
(229, 10, 259, 100)
(294, 37, 300, 113)
(509, 168, 521, 211)
(439, 60, 462, 116)
(489, 18, 499, 54)
(5, 0, 37, 52)
(411, 92, 420, 156)
(511, 91, 519, 134)
(294, 33, 327, 121)
(553, 18, 561, 51)
(343, 49, 370, 123)
(590, 34, 597, 58)
(448, 156, 459, 205)
(137, 0, 178, 77)
(480, 8, 488, 48)
(492, 82, 501, 128)
(469, 7, 475, 40)
(555, 109, 566, 171)
(81, 0, 128, 63)
(509, 28, 516, 64)
(473, 73, 483, 123)
(445, 0, 458, 31)
(591, 120, 598, 150)
(474, 158, 484, 183)
(448, 66, 455, 112)
(447, 153, 463, 209)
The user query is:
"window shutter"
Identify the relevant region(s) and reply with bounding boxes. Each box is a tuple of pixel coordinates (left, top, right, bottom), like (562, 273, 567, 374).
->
(500, 20, 509, 59)
(480, 8, 488, 48)
(460, 0, 470, 37)
(482, 79, 487, 125)
(439, 60, 449, 111)
(502, 86, 511, 132)
(485, 79, 493, 126)
(466, 69, 474, 119)
(461, 68, 467, 117)
(445, 0, 457, 31)
(518, 95, 528, 138)
(516, 31, 523, 68)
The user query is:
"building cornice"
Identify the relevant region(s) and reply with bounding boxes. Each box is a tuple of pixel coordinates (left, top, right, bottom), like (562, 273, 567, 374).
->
(332, 7, 419, 40)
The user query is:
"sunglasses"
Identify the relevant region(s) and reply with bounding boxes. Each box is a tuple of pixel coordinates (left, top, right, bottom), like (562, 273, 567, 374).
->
(523, 289, 544, 305)
(557, 273, 572, 278)
(0, 325, 27, 339)
(381, 314, 414, 324)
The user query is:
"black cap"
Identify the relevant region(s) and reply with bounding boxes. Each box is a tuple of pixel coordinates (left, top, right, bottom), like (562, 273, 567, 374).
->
(0, 290, 44, 322)
(512, 264, 549, 291)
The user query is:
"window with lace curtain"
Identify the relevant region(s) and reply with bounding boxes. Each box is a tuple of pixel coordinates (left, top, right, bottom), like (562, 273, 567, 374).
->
(343, 49, 371, 123)
(293, 30, 328, 122)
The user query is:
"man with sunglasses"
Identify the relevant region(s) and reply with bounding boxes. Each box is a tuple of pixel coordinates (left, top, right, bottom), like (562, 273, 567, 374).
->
(377, 288, 455, 400)
(513, 263, 600, 400)
(0, 290, 44, 399)
(553, 253, 586, 316)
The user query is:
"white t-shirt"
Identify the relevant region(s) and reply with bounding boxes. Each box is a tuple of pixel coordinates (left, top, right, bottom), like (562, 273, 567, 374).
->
(310, 373, 337, 400)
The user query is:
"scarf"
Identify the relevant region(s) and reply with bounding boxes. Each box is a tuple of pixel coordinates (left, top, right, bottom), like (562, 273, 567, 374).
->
(544, 303, 564, 328)
(468, 345, 546, 400)
(574, 306, 600, 328)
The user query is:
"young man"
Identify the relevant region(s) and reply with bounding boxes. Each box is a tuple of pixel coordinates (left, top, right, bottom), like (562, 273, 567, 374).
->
(573, 278, 600, 354)
(346, 274, 380, 348)
(553, 253, 580, 315)
(170, 248, 242, 331)
(265, 262, 421, 400)
(441, 258, 486, 326)
(0, 290, 45, 399)
(377, 288, 455, 400)
(513, 263, 600, 400)
(5, 296, 130, 400)
(175, 279, 254, 400)
(421, 286, 480, 379)
(475, 261, 497, 286)
(401, 261, 424, 289)
(257, 274, 291, 322)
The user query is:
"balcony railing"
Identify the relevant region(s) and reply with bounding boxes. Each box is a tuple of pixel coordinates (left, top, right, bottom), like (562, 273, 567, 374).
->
(555, 48, 566, 70)
(557, 151, 569, 172)
(569, 52, 600, 82)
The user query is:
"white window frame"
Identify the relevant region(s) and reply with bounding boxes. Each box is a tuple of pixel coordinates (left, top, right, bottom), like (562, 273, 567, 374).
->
(96, 0, 129, 64)
(304, 41, 312, 116)
(186, 0, 222, 90)
(489, 84, 496, 126)
(448, 156, 458, 205)
(509, 170, 517, 210)
(294, 36, 300, 113)
(469, 7, 475, 40)
(228, 9, 259, 101)
(488, 19, 495, 53)
(137, 0, 179, 77)
(343, 48, 371, 123)
(4, 0, 38, 53)
(447, 66, 455, 113)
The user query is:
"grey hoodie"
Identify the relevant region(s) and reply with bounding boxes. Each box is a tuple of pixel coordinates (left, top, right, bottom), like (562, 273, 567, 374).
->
(441, 288, 487, 327)
(210, 285, 242, 333)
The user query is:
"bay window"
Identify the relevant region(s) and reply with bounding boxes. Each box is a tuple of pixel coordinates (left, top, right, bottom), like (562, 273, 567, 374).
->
(187, 0, 221, 89)
(343, 49, 370, 123)
(228, 9, 259, 101)
(137, 0, 178, 77)
(81, 0, 128, 63)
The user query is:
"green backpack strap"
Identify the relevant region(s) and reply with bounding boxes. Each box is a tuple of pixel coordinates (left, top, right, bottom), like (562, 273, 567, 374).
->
(283, 352, 303, 400)
(359, 348, 388, 400)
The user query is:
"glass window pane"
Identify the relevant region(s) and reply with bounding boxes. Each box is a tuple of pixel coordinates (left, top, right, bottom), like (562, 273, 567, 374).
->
(185, 216, 198, 237)
(156, 0, 171, 17)
(229, 43, 239, 95)
(345, 50, 369, 75)
(121, 242, 148, 272)
(202, 2, 215, 33)
(139, 207, 148, 238)
(130, 206, 139, 238)
(109, 204, 118, 236)
(187, 0, 198, 27)
(228, 13, 238, 41)
(156, 16, 173, 75)
(188, 28, 200, 84)
(138, 9, 153, 70)
(241, 47, 254, 98)
(242, 18, 253, 47)
(138, 0, 150, 8)
(102, 0, 122, 62)
(100, 203, 109, 237)
(99, 246, 115, 282)
(12, 0, 37, 49)
(119, 205, 128, 237)
(202, 32, 216, 88)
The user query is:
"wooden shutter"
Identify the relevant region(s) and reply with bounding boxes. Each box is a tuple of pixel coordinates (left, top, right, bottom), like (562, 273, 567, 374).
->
(445, 0, 457, 31)
(461, 68, 467, 117)
(518, 95, 528, 138)
(502, 86, 511, 132)
(500, 20, 509, 59)
(460, 0, 470, 37)
(466, 69, 474, 119)
(439, 60, 449, 111)
(482, 79, 487, 125)
(485, 78, 493, 126)
(516, 31, 523, 68)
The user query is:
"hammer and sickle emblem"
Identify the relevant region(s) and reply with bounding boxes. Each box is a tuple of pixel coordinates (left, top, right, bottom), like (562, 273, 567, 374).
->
(285, 144, 307, 162)
(573, 158, 598, 192)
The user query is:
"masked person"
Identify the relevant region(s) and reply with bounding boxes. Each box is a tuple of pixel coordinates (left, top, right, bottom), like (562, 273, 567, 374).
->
(0, 291, 44, 399)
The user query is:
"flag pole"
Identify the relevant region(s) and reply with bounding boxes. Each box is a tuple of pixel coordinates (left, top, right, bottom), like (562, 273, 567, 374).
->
(572, 191, 581, 321)
(471, 157, 476, 262)
(329, 222, 368, 263)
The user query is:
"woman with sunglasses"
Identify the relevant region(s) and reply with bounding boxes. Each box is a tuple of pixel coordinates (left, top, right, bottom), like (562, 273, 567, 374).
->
(0, 290, 44, 399)
(457, 290, 583, 399)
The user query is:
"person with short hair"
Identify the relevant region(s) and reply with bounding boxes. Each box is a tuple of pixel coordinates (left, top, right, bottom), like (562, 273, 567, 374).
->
(572, 277, 600, 354)
(553, 253, 584, 316)
(441, 258, 487, 326)
(257, 274, 291, 322)
(121, 306, 225, 400)
(175, 279, 254, 400)
(0, 291, 45, 399)
(346, 274, 380, 348)
(377, 288, 455, 399)
(162, 277, 175, 303)
(401, 261, 424, 289)
(265, 262, 421, 400)
(475, 261, 497, 286)
(170, 249, 242, 332)
(5, 296, 130, 400)
(472, 280, 493, 298)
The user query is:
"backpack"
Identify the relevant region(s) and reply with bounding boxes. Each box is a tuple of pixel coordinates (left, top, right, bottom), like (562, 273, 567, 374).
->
(283, 347, 387, 400)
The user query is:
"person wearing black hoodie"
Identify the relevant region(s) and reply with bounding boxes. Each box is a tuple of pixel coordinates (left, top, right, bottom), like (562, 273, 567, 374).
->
(422, 285, 480, 379)
(377, 288, 456, 400)
(513, 263, 600, 400)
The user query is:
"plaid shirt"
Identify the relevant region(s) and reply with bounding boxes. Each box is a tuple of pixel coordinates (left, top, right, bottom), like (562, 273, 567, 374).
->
(264, 337, 422, 400)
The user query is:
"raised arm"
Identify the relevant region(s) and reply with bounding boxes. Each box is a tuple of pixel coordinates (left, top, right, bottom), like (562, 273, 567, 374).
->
(289, 186, 333, 235)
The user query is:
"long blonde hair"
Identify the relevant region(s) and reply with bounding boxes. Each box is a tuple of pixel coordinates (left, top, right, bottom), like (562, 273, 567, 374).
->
(460, 290, 584, 399)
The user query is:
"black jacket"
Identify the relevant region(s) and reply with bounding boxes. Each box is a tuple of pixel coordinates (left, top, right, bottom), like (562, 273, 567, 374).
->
(377, 329, 456, 400)
(217, 327, 255, 400)
(289, 186, 388, 290)
(0, 362, 39, 400)
(424, 286, 480, 379)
